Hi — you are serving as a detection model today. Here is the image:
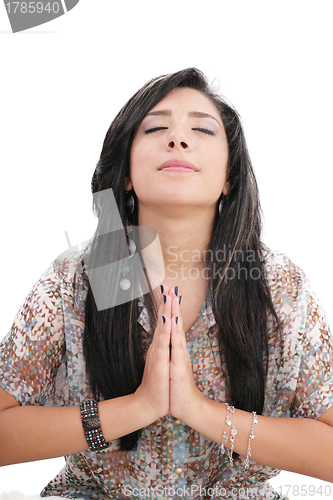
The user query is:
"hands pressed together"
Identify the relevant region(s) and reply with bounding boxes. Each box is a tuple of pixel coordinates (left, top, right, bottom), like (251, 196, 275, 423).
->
(135, 285, 204, 425)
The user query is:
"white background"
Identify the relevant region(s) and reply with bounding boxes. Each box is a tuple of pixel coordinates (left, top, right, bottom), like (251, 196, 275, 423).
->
(0, 1, 332, 498)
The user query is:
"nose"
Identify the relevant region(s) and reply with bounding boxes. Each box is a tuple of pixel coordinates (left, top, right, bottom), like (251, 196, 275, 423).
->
(166, 126, 190, 150)
(168, 139, 188, 149)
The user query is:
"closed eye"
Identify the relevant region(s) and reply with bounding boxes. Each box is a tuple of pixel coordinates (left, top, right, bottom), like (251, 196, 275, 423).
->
(145, 127, 168, 134)
(192, 128, 216, 136)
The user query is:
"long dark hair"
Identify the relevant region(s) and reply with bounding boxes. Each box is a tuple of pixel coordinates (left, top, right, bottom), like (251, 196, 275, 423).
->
(83, 68, 281, 450)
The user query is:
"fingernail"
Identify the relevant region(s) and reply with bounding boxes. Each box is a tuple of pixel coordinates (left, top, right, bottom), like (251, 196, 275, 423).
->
(179, 295, 182, 305)
(163, 294, 167, 304)
(162, 315, 166, 324)
(160, 284, 164, 293)
(175, 316, 179, 324)
(175, 286, 178, 296)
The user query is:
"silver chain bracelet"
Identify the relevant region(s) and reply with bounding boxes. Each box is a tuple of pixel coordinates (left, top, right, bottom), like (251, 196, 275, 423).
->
(244, 411, 258, 470)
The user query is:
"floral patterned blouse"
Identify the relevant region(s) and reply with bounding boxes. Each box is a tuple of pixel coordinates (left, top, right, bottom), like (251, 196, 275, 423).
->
(0, 245, 332, 500)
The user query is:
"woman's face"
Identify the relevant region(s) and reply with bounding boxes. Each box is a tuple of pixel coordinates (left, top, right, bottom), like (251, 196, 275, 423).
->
(128, 87, 229, 216)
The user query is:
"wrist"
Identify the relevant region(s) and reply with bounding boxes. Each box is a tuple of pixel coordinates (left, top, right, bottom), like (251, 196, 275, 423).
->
(97, 392, 157, 443)
(132, 388, 164, 425)
(178, 393, 227, 444)
(177, 388, 207, 427)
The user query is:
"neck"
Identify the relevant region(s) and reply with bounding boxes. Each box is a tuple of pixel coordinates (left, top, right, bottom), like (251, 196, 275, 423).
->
(138, 204, 216, 283)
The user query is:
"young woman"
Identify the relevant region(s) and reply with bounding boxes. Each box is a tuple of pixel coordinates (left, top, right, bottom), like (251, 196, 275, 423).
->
(0, 68, 332, 500)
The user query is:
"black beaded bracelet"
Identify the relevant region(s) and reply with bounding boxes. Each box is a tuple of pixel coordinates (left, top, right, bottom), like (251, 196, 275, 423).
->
(80, 399, 109, 451)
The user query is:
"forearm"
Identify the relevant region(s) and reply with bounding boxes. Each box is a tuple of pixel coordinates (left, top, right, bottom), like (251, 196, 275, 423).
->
(183, 393, 333, 482)
(0, 393, 151, 466)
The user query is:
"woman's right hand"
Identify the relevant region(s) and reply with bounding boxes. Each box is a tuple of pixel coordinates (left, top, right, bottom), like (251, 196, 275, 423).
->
(134, 286, 171, 422)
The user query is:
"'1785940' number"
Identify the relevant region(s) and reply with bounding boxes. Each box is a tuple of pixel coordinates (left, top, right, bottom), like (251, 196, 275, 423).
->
(5, 2, 60, 14)
(278, 484, 332, 497)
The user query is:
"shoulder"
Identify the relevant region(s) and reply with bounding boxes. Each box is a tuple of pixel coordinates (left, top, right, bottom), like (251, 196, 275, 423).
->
(261, 243, 331, 344)
(53, 248, 86, 285)
(13, 248, 89, 318)
(10, 249, 87, 330)
(261, 242, 308, 302)
(261, 242, 313, 337)
(52, 248, 89, 315)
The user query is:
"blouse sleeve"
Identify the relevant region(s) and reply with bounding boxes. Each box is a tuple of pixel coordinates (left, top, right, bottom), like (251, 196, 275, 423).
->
(265, 247, 333, 420)
(291, 275, 333, 419)
(0, 260, 66, 406)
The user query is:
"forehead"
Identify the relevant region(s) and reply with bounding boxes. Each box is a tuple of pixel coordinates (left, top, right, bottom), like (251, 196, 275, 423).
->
(148, 87, 221, 121)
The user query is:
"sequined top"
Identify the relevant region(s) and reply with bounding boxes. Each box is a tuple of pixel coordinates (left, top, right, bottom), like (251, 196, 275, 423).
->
(0, 245, 332, 500)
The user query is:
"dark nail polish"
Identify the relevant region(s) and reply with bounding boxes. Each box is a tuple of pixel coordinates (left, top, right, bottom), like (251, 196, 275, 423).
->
(162, 315, 166, 324)
(163, 294, 167, 304)
(179, 295, 182, 305)
(160, 284, 164, 294)
(175, 316, 179, 324)
(175, 286, 178, 296)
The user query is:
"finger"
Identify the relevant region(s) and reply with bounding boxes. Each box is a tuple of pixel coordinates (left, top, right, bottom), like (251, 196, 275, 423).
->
(170, 315, 179, 345)
(171, 293, 181, 318)
(155, 314, 171, 349)
(168, 285, 179, 300)
(170, 317, 185, 366)
(170, 295, 186, 349)
(155, 287, 172, 325)
(170, 314, 186, 352)
(160, 284, 171, 296)
(162, 292, 172, 319)
(152, 298, 171, 345)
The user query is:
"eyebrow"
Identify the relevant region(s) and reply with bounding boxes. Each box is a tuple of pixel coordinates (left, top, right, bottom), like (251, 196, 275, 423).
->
(145, 109, 221, 126)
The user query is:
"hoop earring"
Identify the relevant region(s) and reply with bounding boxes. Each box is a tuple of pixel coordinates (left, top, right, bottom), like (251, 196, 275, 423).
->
(125, 190, 135, 215)
(218, 195, 225, 216)
(119, 191, 136, 291)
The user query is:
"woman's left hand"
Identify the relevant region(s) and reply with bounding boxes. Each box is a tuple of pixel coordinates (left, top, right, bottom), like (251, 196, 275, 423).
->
(168, 288, 204, 422)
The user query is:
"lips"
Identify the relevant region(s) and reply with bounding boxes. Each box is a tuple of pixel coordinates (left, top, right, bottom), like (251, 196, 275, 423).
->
(158, 159, 198, 173)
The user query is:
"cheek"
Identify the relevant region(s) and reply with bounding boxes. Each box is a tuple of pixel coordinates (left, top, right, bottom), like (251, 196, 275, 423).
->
(130, 140, 153, 171)
(204, 152, 229, 197)
(129, 142, 142, 181)
(208, 148, 229, 179)
(129, 145, 153, 193)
